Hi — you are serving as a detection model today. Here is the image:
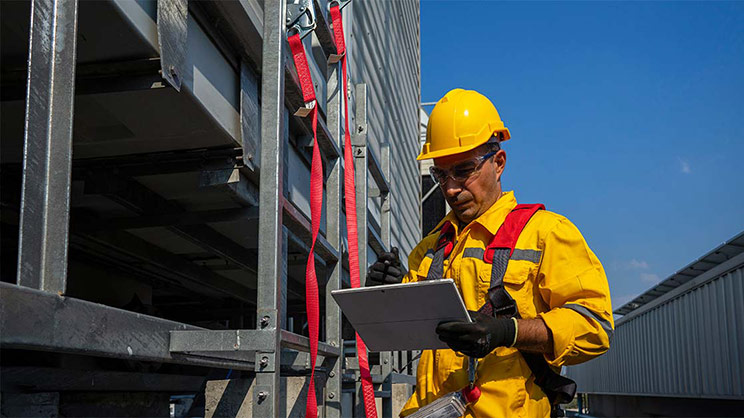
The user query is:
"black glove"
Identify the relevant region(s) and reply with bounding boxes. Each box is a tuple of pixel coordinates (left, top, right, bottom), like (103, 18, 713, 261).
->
(435, 311, 517, 358)
(366, 247, 404, 286)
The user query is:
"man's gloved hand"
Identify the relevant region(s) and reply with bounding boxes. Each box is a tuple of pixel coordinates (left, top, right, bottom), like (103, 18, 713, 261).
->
(435, 311, 517, 358)
(366, 247, 404, 286)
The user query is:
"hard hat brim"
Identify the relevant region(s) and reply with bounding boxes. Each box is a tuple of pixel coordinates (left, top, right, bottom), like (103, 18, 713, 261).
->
(417, 128, 510, 161)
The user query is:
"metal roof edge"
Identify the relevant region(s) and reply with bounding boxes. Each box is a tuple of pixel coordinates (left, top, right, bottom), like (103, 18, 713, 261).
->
(615, 251, 744, 326)
(614, 229, 744, 316)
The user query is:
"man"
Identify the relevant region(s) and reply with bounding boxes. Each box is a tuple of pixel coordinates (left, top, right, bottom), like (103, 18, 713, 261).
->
(367, 89, 613, 417)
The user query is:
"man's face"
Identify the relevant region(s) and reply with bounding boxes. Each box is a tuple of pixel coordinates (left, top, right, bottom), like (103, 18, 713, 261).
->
(432, 146, 506, 224)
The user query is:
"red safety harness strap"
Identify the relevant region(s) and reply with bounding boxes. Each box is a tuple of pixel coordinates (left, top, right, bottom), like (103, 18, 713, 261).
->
(287, 32, 322, 418)
(484, 204, 545, 262)
(330, 5, 379, 418)
(428, 203, 577, 406)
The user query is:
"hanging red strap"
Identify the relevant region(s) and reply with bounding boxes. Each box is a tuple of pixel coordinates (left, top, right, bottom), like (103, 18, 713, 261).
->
(288, 32, 322, 418)
(330, 4, 379, 418)
(288, 33, 317, 105)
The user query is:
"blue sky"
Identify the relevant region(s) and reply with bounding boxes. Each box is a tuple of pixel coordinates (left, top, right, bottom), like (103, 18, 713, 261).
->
(420, 1, 744, 310)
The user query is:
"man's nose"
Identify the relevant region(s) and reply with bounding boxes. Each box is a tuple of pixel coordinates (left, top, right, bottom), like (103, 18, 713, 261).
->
(441, 178, 462, 198)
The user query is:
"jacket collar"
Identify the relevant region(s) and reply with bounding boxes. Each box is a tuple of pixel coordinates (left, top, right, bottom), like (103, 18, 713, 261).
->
(429, 191, 518, 237)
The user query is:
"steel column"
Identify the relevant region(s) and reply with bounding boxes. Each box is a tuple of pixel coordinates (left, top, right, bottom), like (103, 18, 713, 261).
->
(379, 129, 395, 415)
(16, 0, 79, 294)
(381, 141, 391, 250)
(324, 48, 344, 418)
(254, 0, 287, 415)
(240, 61, 261, 171)
(351, 83, 369, 417)
(352, 84, 369, 289)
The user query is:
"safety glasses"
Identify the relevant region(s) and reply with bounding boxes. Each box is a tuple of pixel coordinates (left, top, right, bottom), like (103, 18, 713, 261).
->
(429, 150, 497, 185)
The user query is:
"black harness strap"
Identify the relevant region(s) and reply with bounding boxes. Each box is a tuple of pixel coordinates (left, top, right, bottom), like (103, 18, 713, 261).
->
(478, 247, 519, 318)
(425, 221, 456, 281)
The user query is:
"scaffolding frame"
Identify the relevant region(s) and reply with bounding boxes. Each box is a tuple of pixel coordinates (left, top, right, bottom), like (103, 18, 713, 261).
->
(1, 0, 413, 416)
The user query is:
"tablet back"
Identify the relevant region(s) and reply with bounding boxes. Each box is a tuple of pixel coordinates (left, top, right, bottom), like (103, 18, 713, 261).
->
(331, 279, 470, 352)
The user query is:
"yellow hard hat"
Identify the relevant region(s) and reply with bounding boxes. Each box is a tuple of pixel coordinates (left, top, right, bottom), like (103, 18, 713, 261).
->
(418, 88, 510, 161)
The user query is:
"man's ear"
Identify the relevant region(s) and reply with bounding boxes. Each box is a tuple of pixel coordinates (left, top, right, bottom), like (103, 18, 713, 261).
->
(494, 149, 506, 178)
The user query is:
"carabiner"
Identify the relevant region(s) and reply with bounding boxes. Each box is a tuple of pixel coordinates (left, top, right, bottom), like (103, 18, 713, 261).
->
(286, 0, 317, 40)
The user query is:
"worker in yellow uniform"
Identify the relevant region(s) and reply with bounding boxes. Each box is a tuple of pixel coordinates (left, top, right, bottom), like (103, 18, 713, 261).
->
(366, 89, 614, 418)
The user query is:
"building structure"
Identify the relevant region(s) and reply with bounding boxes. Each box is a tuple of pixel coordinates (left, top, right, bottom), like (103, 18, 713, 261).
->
(0, 0, 421, 416)
(566, 231, 744, 417)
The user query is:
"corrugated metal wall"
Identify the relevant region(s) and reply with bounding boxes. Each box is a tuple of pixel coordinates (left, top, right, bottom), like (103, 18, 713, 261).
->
(566, 262, 744, 399)
(348, 0, 422, 263)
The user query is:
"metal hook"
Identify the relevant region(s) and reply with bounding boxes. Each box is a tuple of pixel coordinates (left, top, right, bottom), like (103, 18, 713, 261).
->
(286, 0, 317, 39)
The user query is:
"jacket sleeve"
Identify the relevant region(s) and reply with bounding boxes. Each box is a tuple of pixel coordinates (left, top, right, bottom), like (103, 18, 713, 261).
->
(536, 217, 614, 367)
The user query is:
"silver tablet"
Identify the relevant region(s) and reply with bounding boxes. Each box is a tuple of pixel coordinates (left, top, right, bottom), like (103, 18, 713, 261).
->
(330, 279, 471, 352)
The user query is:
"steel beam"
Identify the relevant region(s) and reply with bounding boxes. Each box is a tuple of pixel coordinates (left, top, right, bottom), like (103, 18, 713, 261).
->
(0, 282, 256, 371)
(70, 229, 256, 303)
(71, 147, 242, 180)
(379, 130, 399, 404)
(16, 0, 79, 294)
(157, 0, 189, 91)
(169, 329, 342, 372)
(196, 0, 339, 161)
(84, 174, 259, 278)
(352, 83, 369, 274)
(351, 82, 376, 416)
(312, 0, 339, 60)
(381, 142, 392, 248)
(254, 0, 287, 415)
(368, 149, 390, 195)
(170, 329, 276, 354)
(324, 50, 344, 418)
(283, 197, 339, 263)
(368, 212, 389, 256)
(280, 330, 342, 358)
(74, 207, 259, 232)
(200, 168, 260, 207)
(1, 58, 167, 101)
(194, 0, 264, 72)
(0, 367, 205, 393)
(240, 61, 261, 171)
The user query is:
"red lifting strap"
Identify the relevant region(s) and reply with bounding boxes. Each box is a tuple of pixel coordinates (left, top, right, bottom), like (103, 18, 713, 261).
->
(484, 204, 545, 263)
(288, 34, 317, 104)
(330, 4, 379, 418)
(287, 32, 322, 418)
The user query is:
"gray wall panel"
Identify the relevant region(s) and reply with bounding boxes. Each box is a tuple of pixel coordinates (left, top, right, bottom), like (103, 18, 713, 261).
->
(348, 0, 421, 265)
(566, 264, 744, 399)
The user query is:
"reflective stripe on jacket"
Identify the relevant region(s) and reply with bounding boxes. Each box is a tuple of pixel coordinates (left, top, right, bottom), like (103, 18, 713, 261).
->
(400, 191, 613, 418)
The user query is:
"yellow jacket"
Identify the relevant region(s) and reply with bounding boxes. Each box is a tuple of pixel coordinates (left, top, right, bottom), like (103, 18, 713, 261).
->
(400, 192, 613, 418)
